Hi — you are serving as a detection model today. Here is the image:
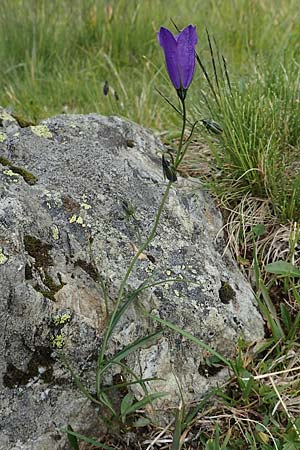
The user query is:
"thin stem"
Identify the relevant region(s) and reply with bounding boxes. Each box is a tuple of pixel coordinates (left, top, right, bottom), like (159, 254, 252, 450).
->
(96, 95, 188, 396)
(175, 96, 193, 168)
(176, 119, 198, 168)
(97, 181, 172, 395)
(196, 52, 219, 106)
(206, 28, 219, 91)
(174, 96, 186, 167)
(155, 88, 194, 127)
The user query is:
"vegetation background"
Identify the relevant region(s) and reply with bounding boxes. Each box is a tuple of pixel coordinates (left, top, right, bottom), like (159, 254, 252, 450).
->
(1, 0, 299, 129)
(1, 0, 300, 449)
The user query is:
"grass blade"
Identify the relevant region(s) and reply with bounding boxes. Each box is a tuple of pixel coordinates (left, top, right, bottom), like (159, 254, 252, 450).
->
(99, 330, 163, 377)
(62, 428, 116, 449)
(172, 408, 183, 450)
(59, 353, 102, 406)
(147, 314, 231, 367)
(66, 425, 79, 450)
(206, 28, 219, 91)
(120, 391, 167, 417)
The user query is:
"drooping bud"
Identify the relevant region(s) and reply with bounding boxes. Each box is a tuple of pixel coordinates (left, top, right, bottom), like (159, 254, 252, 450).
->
(201, 119, 223, 134)
(103, 80, 109, 96)
(162, 153, 177, 182)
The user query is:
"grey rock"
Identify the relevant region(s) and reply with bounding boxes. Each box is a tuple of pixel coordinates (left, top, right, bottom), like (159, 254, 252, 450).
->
(0, 108, 264, 448)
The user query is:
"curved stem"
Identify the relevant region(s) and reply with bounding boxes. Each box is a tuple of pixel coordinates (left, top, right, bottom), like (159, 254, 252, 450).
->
(97, 181, 172, 395)
(96, 92, 188, 397)
(116, 182, 172, 303)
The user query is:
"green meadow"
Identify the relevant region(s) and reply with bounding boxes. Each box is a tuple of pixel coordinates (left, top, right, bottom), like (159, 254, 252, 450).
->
(1, 0, 300, 448)
(2, 0, 300, 129)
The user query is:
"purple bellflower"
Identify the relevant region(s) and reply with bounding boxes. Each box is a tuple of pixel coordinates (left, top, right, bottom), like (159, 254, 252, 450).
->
(158, 24, 198, 99)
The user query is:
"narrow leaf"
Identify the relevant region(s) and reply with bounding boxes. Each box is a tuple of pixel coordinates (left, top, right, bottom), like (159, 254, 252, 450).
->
(59, 353, 102, 406)
(61, 428, 115, 449)
(103, 330, 163, 370)
(98, 391, 116, 416)
(147, 314, 230, 367)
(121, 392, 134, 422)
(265, 261, 300, 277)
(172, 409, 183, 450)
(121, 392, 167, 417)
(66, 425, 79, 450)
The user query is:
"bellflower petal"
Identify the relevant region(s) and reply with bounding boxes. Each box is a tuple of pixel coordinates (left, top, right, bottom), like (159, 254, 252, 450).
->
(176, 25, 198, 89)
(158, 27, 181, 89)
(158, 24, 198, 92)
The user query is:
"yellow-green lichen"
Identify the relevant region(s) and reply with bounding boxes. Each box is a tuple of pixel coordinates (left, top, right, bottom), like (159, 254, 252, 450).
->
(51, 333, 65, 349)
(145, 262, 154, 274)
(0, 156, 37, 185)
(44, 191, 63, 209)
(51, 224, 59, 240)
(0, 111, 16, 122)
(69, 214, 77, 224)
(30, 125, 52, 139)
(3, 169, 19, 181)
(0, 132, 7, 143)
(53, 313, 71, 326)
(81, 202, 91, 210)
(69, 214, 85, 227)
(0, 248, 8, 265)
(76, 216, 83, 225)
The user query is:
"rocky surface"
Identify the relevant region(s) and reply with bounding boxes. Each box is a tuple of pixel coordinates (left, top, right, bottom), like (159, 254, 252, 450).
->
(0, 108, 264, 449)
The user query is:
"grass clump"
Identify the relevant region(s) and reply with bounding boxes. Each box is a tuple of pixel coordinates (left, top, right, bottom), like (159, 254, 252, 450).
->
(193, 59, 300, 223)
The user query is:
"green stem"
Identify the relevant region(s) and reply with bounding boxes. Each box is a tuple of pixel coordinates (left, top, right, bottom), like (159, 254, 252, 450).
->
(97, 182, 172, 395)
(116, 182, 172, 300)
(174, 96, 186, 167)
(96, 93, 188, 397)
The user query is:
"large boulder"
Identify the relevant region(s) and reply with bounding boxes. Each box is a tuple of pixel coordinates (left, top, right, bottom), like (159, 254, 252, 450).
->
(0, 109, 264, 449)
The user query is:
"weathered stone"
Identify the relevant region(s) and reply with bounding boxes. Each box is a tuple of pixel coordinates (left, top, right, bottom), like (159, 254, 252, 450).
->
(0, 108, 264, 449)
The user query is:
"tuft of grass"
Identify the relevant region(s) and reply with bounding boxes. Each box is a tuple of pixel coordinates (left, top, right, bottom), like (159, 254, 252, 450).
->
(183, 23, 300, 450)
(193, 53, 300, 223)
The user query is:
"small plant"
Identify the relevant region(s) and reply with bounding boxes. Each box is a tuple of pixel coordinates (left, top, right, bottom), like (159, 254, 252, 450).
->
(62, 23, 219, 447)
(4, 5, 297, 448)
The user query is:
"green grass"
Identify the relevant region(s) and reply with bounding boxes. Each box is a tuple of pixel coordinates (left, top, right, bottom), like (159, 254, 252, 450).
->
(192, 53, 300, 221)
(0, 0, 197, 129)
(2, 1, 300, 449)
(2, 0, 300, 129)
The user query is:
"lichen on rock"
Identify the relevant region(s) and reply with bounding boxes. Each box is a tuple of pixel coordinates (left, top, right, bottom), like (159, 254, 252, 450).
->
(30, 124, 52, 139)
(0, 247, 8, 264)
(0, 111, 264, 449)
